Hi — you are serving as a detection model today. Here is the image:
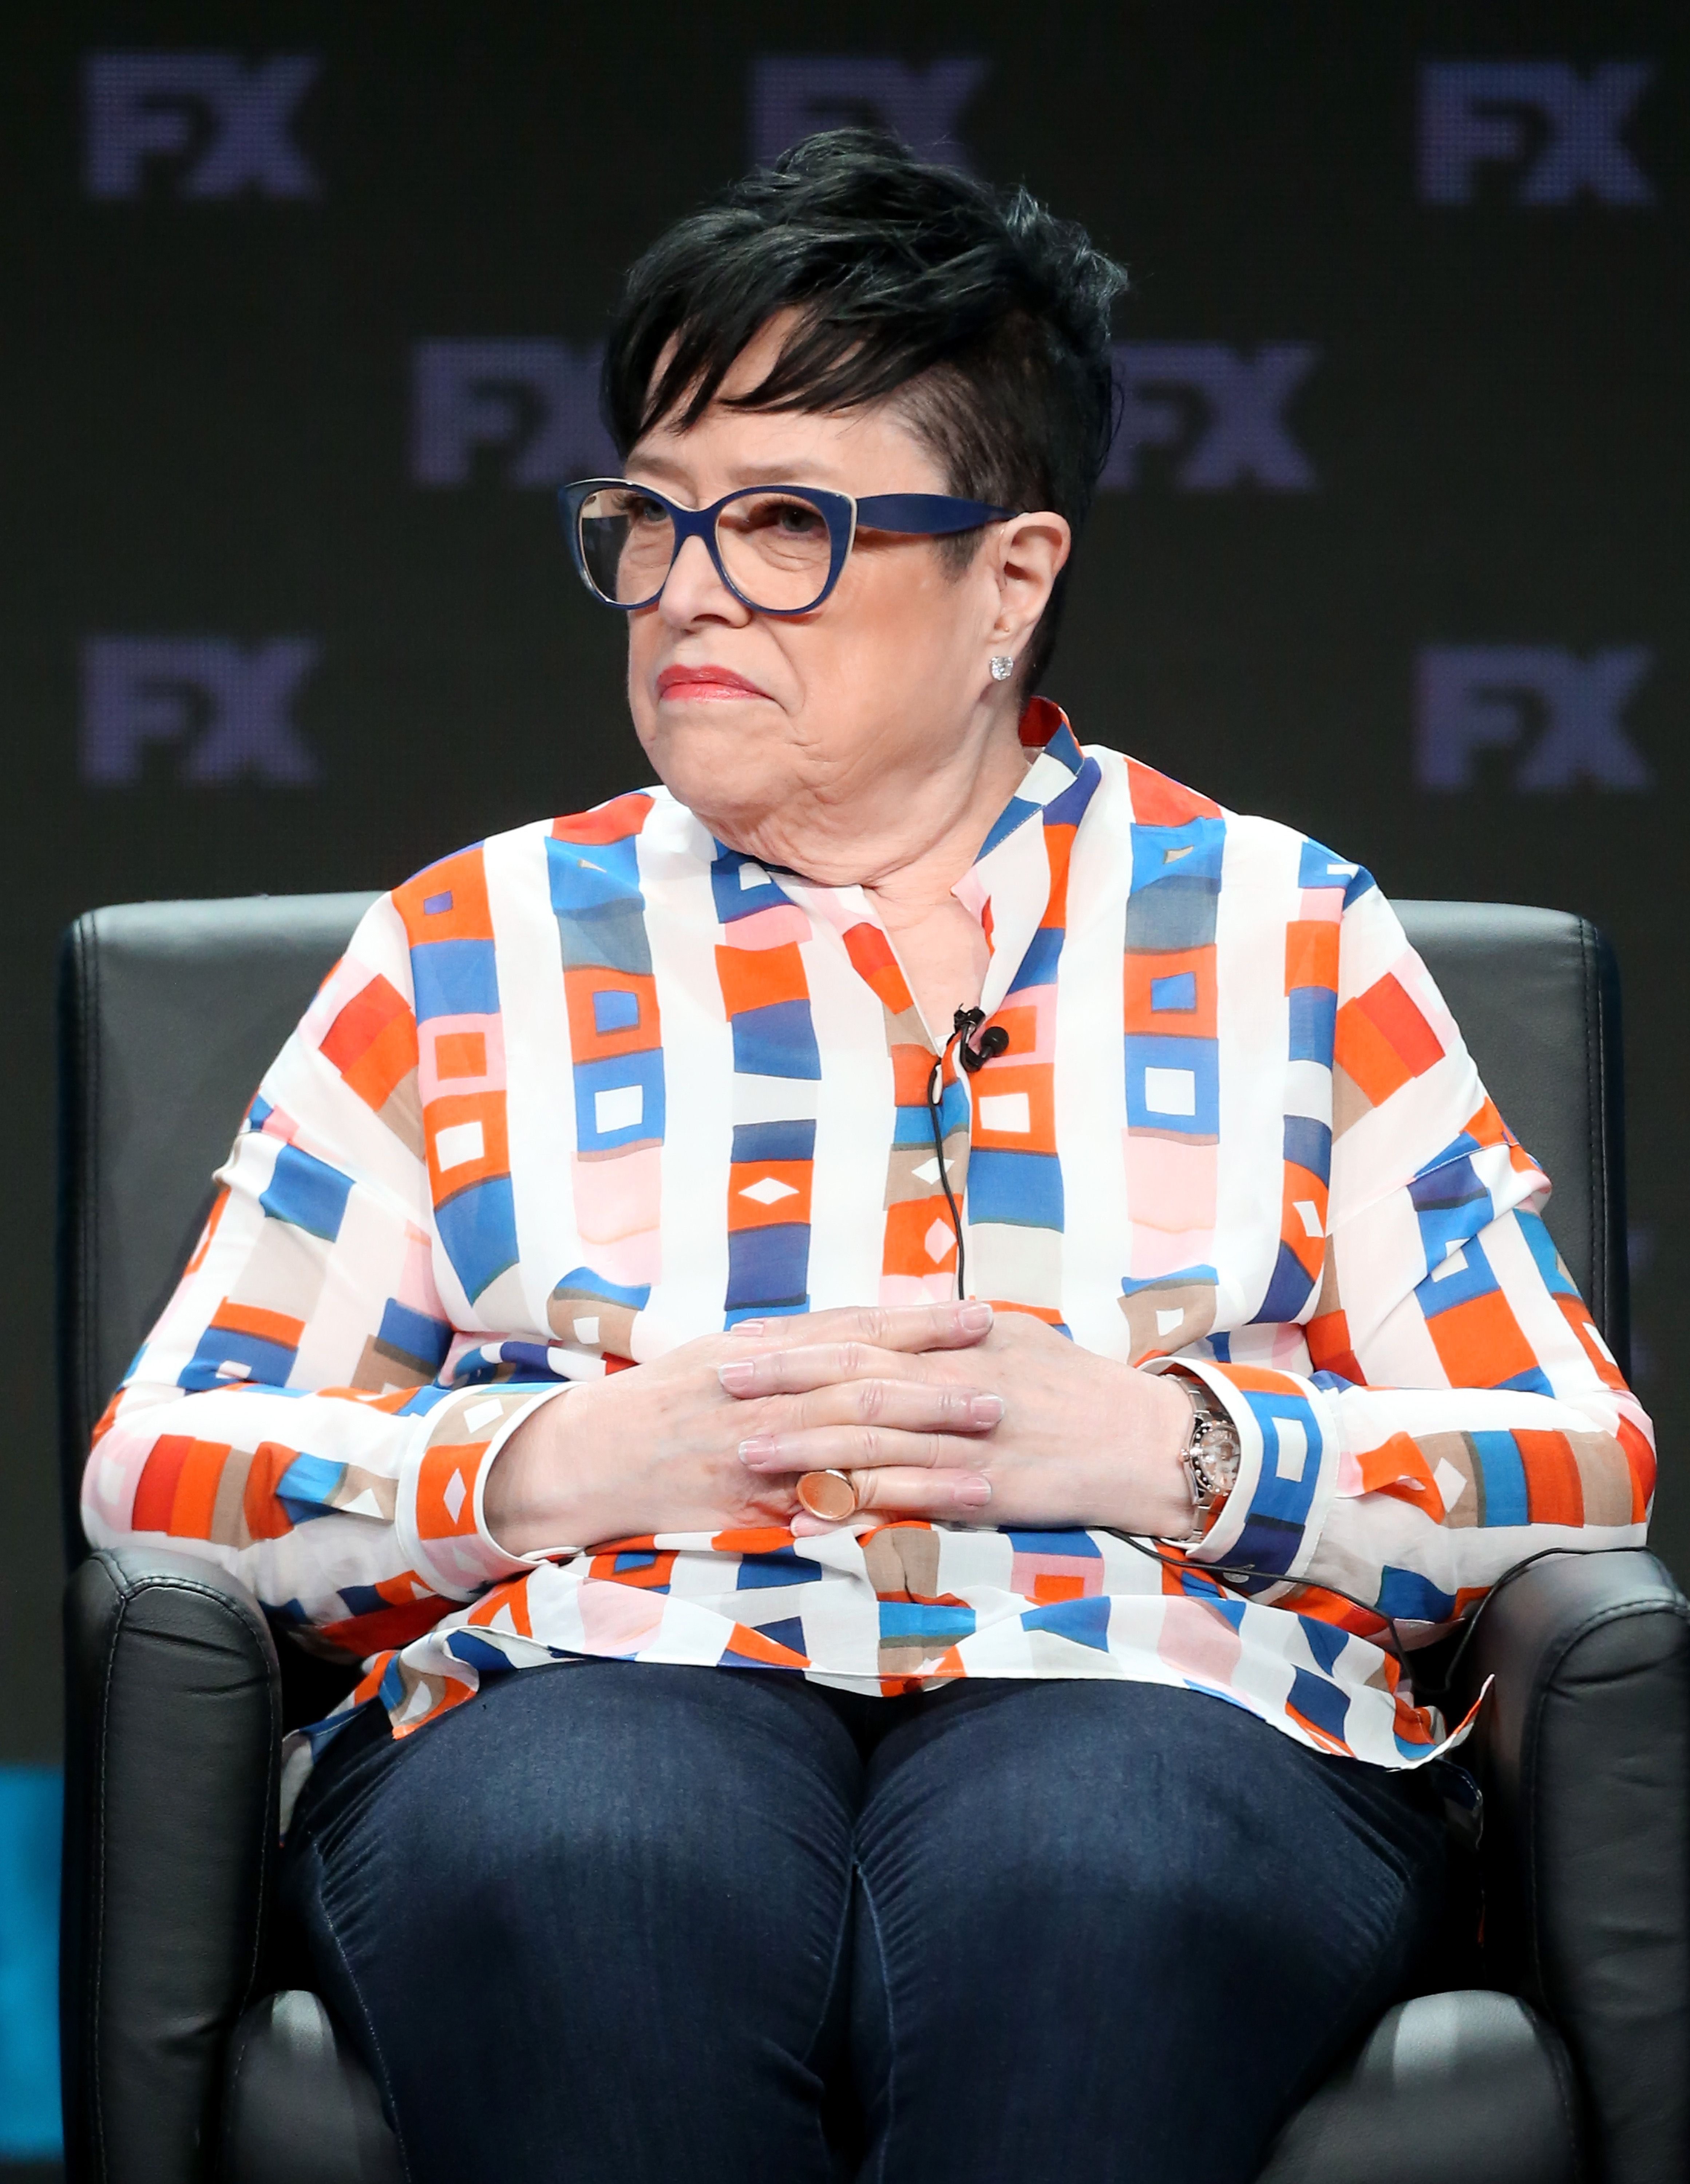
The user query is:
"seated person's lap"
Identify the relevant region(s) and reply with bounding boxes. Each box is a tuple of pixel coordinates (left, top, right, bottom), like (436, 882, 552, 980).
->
(280, 1665, 1450, 2184)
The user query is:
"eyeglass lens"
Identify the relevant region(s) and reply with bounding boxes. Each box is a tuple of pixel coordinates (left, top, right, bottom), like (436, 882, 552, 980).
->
(577, 487, 838, 612)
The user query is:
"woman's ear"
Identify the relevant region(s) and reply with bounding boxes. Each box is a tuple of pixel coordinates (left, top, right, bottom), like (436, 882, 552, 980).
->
(989, 510, 1072, 650)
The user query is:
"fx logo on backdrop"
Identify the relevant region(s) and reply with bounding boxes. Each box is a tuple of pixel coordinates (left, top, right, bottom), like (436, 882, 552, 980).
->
(81, 638, 321, 786)
(1415, 647, 1654, 792)
(412, 341, 614, 486)
(83, 51, 321, 199)
(748, 57, 988, 171)
(1103, 345, 1318, 490)
(1418, 62, 1655, 206)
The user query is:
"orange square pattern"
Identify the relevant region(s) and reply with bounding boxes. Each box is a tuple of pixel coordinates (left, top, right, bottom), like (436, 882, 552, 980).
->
(553, 792, 654, 846)
(1126, 756, 1222, 826)
(320, 974, 418, 1112)
(414, 1443, 485, 1539)
(423, 1090, 510, 1201)
(892, 1042, 942, 1105)
(1278, 1161, 1329, 1278)
(132, 1435, 226, 1536)
(715, 939, 809, 1019)
(1123, 946, 1217, 1038)
(467, 1577, 535, 1636)
(210, 1299, 305, 1348)
(1284, 919, 1340, 994)
(392, 844, 493, 947)
(1513, 1429, 1584, 1527)
(728, 1158, 814, 1232)
(843, 922, 912, 1013)
(882, 1195, 955, 1276)
(1334, 999, 1412, 1109)
(432, 1030, 487, 1080)
(1354, 973, 1443, 1076)
(563, 967, 660, 1064)
(1424, 1287, 1536, 1388)
(1307, 1308, 1366, 1385)
(1041, 823, 1076, 930)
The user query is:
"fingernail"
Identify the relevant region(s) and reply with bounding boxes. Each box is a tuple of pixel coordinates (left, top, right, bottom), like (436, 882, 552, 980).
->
(968, 1394, 1004, 1426)
(957, 1301, 993, 1334)
(730, 1320, 767, 1336)
(955, 1475, 993, 1507)
(738, 1435, 780, 1465)
(718, 1360, 757, 1393)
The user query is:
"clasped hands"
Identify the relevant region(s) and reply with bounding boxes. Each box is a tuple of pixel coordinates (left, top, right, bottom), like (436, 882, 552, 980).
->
(485, 1300, 1195, 1560)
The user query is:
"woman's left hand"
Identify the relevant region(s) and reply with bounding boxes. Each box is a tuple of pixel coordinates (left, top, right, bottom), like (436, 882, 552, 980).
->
(728, 1307, 1196, 1538)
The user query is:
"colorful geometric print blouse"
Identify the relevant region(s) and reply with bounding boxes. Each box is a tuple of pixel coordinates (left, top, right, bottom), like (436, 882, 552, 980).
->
(82, 706, 1653, 1811)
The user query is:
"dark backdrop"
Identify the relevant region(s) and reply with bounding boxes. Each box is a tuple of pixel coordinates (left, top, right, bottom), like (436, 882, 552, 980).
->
(3, 0, 1685, 1780)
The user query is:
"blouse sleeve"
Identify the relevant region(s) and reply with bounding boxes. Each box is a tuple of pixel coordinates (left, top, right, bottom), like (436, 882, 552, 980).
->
(79, 890, 567, 1665)
(1159, 880, 1653, 1643)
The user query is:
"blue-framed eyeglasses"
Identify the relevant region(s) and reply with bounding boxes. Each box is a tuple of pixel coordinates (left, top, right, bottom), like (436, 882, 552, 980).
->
(557, 479, 1017, 616)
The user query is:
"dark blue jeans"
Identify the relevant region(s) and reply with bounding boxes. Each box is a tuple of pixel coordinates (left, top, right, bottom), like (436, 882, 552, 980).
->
(279, 1663, 1451, 2184)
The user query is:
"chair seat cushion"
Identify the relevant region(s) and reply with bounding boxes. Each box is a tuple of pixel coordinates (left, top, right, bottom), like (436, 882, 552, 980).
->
(1258, 1990, 1580, 2183)
(220, 1991, 402, 2184)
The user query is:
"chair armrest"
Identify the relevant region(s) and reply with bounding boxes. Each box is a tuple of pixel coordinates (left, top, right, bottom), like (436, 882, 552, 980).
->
(61, 1547, 282, 2184)
(1457, 1546, 1690, 2184)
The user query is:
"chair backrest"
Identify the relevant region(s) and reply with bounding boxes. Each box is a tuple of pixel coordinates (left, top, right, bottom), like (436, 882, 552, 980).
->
(55, 892, 1628, 1562)
(58, 894, 378, 1560)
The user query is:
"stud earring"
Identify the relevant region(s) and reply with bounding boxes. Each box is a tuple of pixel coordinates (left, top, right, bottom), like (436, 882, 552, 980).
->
(989, 654, 1014, 682)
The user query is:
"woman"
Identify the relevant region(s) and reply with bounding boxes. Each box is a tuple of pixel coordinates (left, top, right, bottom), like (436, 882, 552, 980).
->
(86, 134, 1652, 2182)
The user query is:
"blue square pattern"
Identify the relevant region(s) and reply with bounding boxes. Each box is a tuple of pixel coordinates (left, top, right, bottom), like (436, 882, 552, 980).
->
(1413, 1233, 1501, 1317)
(731, 999, 822, 1082)
(1124, 1034, 1219, 1136)
(1150, 971, 1197, 1013)
(260, 1142, 354, 1242)
(546, 834, 641, 911)
(410, 936, 500, 1021)
(573, 1048, 666, 1151)
(592, 987, 641, 1034)
(178, 1323, 298, 1393)
(1239, 1392, 1323, 1529)
(965, 1147, 1064, 1230)
(1287, 984, 1337, 1064)
(726, 1222, 811, 1313)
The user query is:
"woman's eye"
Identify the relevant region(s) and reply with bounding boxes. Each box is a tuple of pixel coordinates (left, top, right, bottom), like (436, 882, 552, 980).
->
(740, 497, 823, 536)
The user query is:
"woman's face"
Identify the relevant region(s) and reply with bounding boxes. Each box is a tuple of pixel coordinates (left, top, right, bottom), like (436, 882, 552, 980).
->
(620, 319, 1069, 874)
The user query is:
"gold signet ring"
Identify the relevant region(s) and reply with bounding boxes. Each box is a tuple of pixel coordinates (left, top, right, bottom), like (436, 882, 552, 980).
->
(795, 1469, 858, 1521)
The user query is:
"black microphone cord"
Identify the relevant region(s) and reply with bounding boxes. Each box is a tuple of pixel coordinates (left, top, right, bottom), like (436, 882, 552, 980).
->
(925, 1007, 1009, 1302)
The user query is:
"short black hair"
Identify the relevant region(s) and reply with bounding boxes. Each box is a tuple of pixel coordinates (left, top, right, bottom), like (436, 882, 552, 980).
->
(601, 130, 1128, 692)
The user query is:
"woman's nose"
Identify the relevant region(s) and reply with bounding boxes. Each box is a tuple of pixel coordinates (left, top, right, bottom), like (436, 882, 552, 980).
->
(658, 531, 749, 627)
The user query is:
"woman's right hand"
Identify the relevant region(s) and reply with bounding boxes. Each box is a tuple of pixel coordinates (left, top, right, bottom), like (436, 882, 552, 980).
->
(483, 1299, 1003, 1557)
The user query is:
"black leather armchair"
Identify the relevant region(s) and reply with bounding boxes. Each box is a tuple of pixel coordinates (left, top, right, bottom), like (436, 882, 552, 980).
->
(56, 895, 1690, 2184)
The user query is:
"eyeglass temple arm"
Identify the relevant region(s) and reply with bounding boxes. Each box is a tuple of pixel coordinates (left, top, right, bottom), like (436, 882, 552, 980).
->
(852, 495, 1017, 534)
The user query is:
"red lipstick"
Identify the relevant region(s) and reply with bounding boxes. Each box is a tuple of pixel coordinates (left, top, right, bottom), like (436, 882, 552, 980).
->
(656, 665, 771, 703)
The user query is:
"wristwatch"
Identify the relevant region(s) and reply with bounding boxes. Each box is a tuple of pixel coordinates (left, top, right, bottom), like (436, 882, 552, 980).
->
(1169, 1376, 1242, 1546)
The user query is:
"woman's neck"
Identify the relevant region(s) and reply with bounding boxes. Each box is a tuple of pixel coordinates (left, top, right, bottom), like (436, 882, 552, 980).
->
(721, 727, 1030, 1039)
(705, 719, 1031, 901)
